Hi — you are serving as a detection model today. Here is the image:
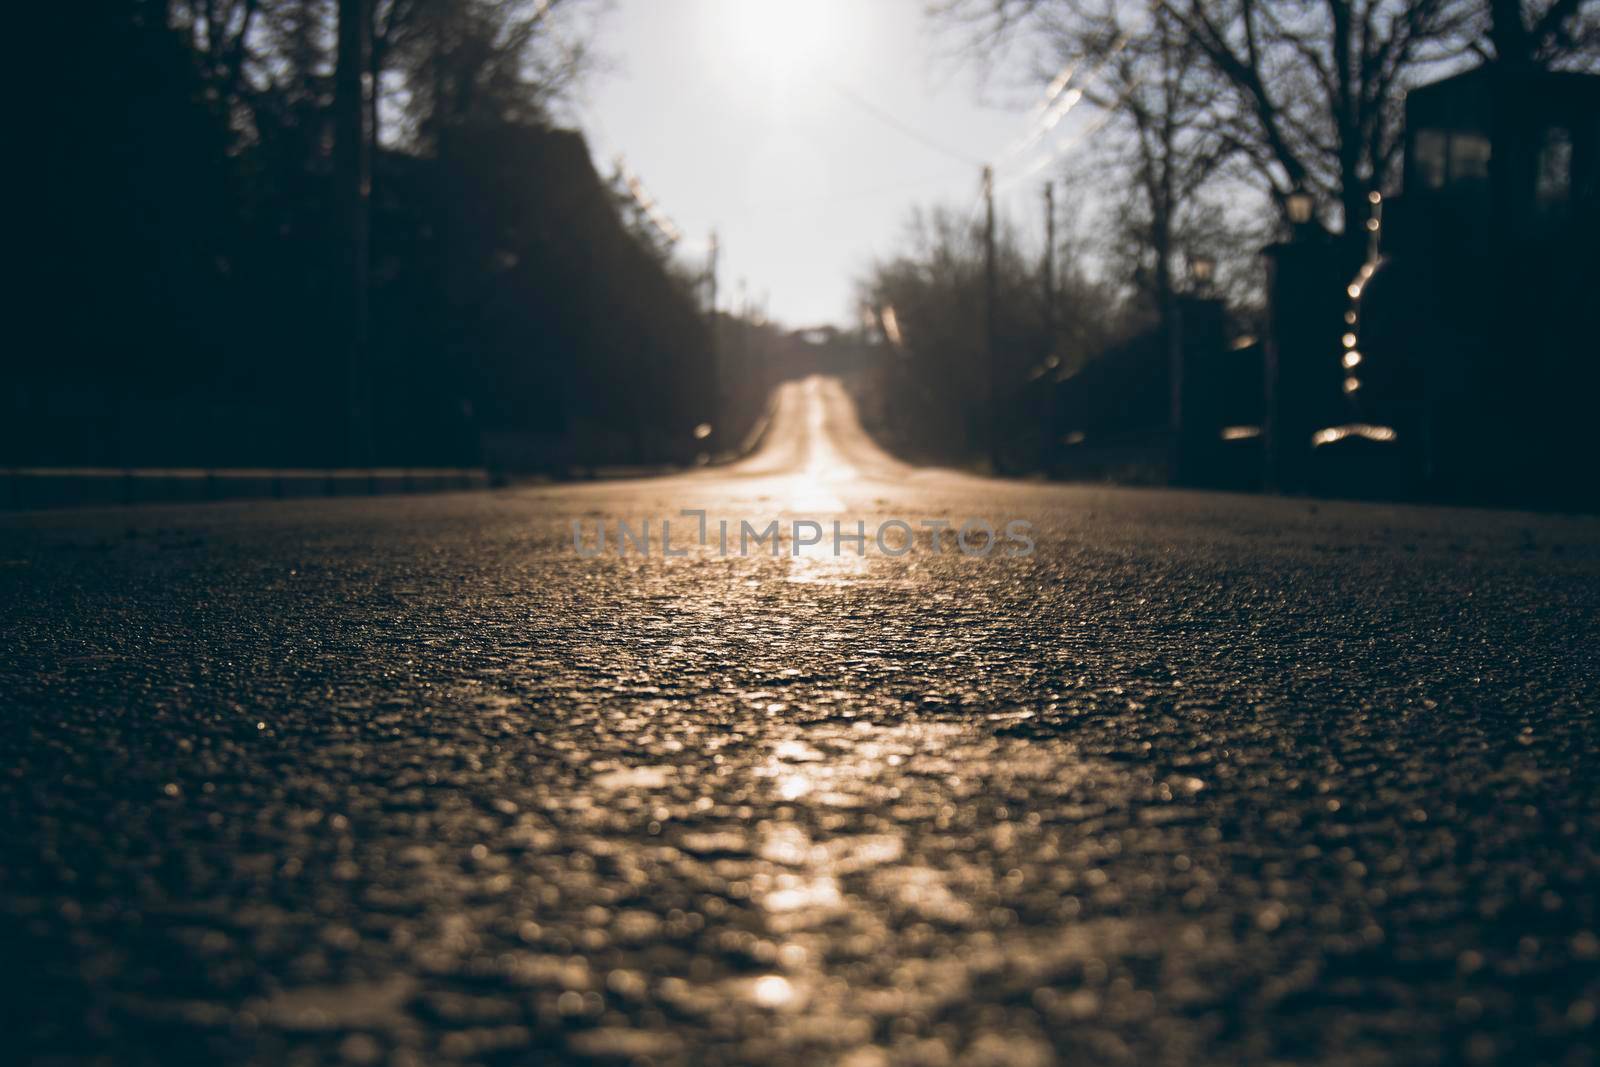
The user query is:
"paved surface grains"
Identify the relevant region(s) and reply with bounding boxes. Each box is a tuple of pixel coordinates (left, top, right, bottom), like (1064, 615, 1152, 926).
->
(3, 378, 1599, 1066)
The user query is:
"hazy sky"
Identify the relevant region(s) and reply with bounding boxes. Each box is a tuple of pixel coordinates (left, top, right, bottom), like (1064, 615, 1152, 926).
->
(578, 0, 1079, 327)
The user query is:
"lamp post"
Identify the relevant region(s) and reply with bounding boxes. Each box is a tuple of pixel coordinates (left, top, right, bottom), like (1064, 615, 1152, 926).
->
(1263, 186, 1343, 493)
(1171, 251, 1226, 486)
(1286, 187, 1316, 229)
(1284, 187, 1320, 255)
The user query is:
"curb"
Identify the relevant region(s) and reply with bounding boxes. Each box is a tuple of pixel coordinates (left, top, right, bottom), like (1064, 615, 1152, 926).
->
(1, 467, 492, 511)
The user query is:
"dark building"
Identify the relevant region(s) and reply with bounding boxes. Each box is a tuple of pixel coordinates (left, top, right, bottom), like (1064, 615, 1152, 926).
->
(1362, 65, 1600, 505)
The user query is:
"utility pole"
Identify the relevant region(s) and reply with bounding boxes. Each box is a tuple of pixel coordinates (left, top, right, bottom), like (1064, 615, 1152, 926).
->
(982, 165, 999, 471)
(1042, 181, 1056, 353)
(1040, 180, 1058, 474)
(706, 231, 719, 319)
(735, 276, 751, 430)
(706, 231, 720, 443)
(335, 0, 372, 468)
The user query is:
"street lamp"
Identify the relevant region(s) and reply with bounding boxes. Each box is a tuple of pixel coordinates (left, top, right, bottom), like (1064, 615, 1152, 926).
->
(1285, 187, 1315, 226)
(1188, 253, 1216, 291)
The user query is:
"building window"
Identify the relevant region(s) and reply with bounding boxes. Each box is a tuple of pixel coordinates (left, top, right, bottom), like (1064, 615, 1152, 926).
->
(1414, 129, 1447, 190)
(1537, 126, 1573, 207)
(1449, 133, 1492, 182)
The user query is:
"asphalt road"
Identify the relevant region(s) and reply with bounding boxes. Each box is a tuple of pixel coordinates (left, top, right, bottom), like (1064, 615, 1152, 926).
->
(4, 377, 1599, 1066)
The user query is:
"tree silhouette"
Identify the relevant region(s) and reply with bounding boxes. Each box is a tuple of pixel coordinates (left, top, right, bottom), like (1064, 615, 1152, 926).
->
(11, 0, 719, 474)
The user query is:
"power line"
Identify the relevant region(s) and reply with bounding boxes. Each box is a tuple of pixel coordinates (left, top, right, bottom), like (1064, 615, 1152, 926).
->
(830, 81, 984, 167)
(996, 72, 1139, 192)
(997, 109, 1115, 190)
(733, 166, 972, 212)
(997, 36, 1126, 166)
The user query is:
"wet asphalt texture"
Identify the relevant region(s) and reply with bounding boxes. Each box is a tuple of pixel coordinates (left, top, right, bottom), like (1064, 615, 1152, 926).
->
(3, 378, 1599, 1067)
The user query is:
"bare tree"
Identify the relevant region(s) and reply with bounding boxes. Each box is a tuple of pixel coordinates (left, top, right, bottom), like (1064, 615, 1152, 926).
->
(174, 0, 599, 155)
(941, 1, 1238, 342)
(1481, 0, 1600, 68)
(1061, 5, 1235, 316)
(1159, 1, 1486, 268)
(335, 0, 371, 464)
(167, 0, 267, 149)
(170, 0, 262, 102)
(383, 0, 596, 150)
(943, 0, 1494, 267)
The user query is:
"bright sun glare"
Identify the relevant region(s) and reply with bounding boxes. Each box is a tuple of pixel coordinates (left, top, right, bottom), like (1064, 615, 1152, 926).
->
(711, 0, 843, 84)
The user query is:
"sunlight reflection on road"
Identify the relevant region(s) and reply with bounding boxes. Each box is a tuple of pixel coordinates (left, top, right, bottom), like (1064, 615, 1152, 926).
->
(784, 548, 872, 585)
(556, 377, 1120, 1063)
(665, 716, 1123, 1063)
(786, 378, 851, 513)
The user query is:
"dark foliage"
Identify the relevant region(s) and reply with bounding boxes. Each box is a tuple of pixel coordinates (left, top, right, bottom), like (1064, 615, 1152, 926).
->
(10, 1, 712, 472)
